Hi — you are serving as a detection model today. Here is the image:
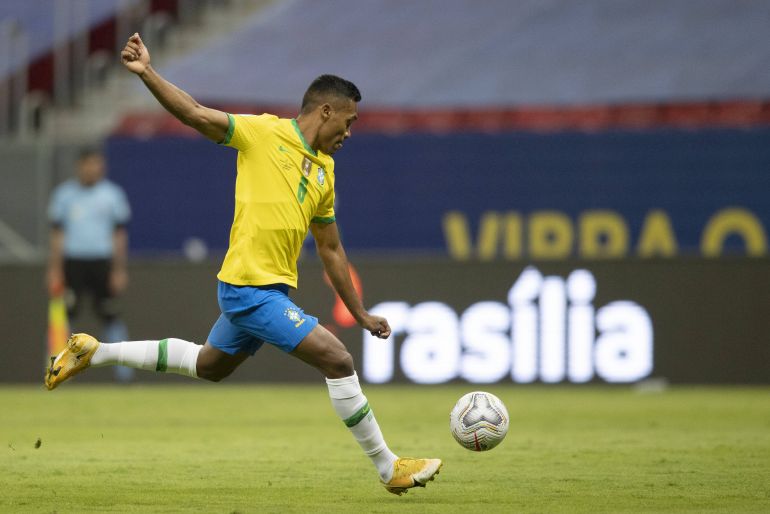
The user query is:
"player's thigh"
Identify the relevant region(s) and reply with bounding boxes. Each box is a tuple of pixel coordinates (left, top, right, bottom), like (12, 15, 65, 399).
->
(208, 311, 265, 356)
(290, 324, 353, 378)
(202, 314, 261, 381)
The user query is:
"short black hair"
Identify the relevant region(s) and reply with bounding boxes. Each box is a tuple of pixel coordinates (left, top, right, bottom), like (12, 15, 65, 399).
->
(301, 74, 361, 113)
(78, 146, 103, 161)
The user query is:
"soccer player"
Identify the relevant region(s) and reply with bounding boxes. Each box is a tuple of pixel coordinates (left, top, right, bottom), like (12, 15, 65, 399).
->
(45, 33, 441, 495)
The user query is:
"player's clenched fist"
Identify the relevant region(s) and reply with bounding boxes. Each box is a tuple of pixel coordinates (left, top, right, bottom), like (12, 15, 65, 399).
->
(121, 33, 150, 74)
(362, 314, 392, 339)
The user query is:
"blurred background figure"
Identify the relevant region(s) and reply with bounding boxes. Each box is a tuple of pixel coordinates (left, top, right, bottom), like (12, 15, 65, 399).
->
(47, 147, 133, 382)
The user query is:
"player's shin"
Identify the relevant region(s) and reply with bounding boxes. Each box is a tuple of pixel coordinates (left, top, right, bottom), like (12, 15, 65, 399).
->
(90, 338, 201, 378)
(326, 372, 398, 481)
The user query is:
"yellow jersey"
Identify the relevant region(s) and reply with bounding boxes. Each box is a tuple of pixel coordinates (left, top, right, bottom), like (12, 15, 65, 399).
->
(217, 113, 336, 288)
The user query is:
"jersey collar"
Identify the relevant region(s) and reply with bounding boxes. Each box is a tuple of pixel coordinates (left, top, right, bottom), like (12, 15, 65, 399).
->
(291, 119, 317, 157)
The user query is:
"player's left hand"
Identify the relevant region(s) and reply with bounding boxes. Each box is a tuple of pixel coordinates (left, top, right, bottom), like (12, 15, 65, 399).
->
(361, 314, 391, 339)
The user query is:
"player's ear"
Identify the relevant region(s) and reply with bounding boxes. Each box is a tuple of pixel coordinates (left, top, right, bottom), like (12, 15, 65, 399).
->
(321, 103, 333, 121)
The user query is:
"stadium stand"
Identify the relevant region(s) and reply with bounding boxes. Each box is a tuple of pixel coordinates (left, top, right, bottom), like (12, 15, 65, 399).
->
(112, 0, 770, 134)
(0, 0, 281, 139)
(161, 0, 770, 107)
(0, 0, 227, 136)
(0, 0, 141, 79)
(3, 0, 770, 138)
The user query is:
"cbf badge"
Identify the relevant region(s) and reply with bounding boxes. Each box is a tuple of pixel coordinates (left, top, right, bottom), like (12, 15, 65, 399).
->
(284, 307, 306, 328)
(317, 167, 325, 186)
(301, 157, 312, 177)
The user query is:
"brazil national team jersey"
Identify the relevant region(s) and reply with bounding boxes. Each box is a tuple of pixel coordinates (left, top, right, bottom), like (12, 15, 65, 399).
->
(217, 113, 336, 288)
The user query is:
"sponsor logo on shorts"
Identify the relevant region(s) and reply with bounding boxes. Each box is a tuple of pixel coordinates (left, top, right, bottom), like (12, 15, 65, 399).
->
(284, 307, 306, 328)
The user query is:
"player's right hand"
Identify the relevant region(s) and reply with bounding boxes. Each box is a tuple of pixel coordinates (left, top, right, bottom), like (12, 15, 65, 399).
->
(361, 314, 392, 339)
(121, 33, 150, 75)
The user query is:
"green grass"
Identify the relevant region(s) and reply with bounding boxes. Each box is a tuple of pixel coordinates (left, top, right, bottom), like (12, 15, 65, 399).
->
(1, 384, 769, 513)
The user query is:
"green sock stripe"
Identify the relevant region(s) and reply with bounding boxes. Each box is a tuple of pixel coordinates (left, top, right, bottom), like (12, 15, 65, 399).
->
(156, 339, 168, 372)
(343, 402, 371, 428)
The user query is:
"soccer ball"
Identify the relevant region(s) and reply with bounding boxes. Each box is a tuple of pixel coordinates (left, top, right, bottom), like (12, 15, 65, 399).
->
(449, 391, 509, 451)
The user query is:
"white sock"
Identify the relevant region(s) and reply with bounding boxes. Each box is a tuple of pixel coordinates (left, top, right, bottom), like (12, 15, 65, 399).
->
(91, 338, 201, 378)
(326, 372, 398, 481)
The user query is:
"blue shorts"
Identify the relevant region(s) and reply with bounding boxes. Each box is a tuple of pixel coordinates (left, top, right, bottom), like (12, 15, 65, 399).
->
(207, 281, 318, 356)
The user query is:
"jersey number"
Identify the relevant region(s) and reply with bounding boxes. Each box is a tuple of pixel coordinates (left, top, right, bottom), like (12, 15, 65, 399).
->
(297, 176, 309, 203)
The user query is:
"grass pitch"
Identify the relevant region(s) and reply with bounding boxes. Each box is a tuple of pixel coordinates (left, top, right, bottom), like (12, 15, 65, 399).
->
(1, 384, 769, 513)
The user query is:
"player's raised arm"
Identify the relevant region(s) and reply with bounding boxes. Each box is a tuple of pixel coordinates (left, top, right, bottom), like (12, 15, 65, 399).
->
(120, 33, 229, 143)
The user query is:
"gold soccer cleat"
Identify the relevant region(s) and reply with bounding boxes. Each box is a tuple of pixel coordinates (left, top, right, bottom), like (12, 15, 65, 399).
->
(45, 333, 99, 390)
(381, 457, 442, 496)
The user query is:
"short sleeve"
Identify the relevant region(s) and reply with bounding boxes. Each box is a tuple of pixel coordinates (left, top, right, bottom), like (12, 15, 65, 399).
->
(219, 113, 273, 151)
(111, 185, 131, 225)
(48, 185, 67, 225)
(312, 183, 336, 224)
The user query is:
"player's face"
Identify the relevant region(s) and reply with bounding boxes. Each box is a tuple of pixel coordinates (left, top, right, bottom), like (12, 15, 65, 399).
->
(77, 154, 106, 186)
(320, 99, 358, 155)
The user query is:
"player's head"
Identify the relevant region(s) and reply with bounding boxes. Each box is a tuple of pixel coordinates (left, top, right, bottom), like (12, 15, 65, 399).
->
(76, 147, 106, 186)
(301, 75, 361, 155)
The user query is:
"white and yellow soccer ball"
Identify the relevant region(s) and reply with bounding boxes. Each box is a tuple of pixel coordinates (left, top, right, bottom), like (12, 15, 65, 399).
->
(449, 391, 509, 451)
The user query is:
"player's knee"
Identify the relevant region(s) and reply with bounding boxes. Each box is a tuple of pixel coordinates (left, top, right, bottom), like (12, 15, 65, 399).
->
(323, 349, 354, 379)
